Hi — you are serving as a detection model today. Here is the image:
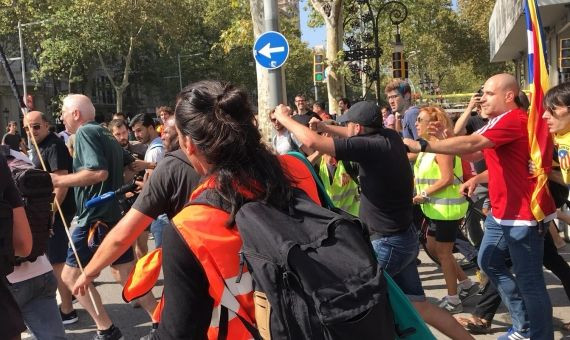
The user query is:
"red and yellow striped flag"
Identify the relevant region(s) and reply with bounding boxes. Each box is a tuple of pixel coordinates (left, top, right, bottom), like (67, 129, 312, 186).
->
(525, 0, 556, 221)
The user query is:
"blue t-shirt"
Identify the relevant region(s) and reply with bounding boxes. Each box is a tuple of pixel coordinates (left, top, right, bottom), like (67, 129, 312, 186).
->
(402, 106, 420, 140)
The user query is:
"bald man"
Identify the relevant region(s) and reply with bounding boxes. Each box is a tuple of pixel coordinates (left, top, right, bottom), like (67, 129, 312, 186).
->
(24, 110, 79, 324)
(405, 74, 555, 339)
(51, 94, 157, 340)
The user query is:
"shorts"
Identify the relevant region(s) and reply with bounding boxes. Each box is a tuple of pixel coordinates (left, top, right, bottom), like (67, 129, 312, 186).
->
(371, 225, 426, 301)
(426, 219, 460, 243)
(47, 214, 74, 264)
(65, 222, 134, 268)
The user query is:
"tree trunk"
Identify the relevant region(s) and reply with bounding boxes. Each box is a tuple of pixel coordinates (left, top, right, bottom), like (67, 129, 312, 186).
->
(116, 88, 124, 113)
(311, 0, 344, 116)
(98, 33, 138, 114)
(249, 0, 272, 142)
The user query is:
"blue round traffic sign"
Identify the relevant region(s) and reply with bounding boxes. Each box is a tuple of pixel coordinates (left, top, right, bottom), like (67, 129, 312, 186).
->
(253, 31, 289, 70)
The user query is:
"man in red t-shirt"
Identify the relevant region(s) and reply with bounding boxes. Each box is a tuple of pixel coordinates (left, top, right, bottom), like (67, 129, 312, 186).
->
(405, 73, 555, 340)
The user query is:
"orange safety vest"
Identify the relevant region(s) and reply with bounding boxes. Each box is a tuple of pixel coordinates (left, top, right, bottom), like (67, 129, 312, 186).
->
(123, 154, 320, 338)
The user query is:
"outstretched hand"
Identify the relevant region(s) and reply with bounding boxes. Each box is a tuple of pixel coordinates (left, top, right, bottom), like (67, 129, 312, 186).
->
(274, 104, 292, 122)
(72, 271, 99, 297)
(428, 121, 451, 140)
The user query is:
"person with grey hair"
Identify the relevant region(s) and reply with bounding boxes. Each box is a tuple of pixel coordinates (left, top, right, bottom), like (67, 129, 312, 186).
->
(50, 94, 157, 340)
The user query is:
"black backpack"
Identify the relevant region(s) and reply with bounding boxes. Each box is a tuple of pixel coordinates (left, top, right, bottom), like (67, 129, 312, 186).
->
(0, 146, 54, 264)
(195, 188, 395, 340)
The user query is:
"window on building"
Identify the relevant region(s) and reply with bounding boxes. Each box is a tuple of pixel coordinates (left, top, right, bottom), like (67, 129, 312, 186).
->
(560, 38, 570, 83)
(91, 76, 116, 105)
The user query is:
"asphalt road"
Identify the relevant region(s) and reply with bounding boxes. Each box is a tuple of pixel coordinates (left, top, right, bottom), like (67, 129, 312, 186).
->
(23, 240, 570, 340)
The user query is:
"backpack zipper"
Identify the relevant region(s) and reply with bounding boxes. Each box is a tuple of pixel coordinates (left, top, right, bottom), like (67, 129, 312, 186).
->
(236, 251, 245, 283)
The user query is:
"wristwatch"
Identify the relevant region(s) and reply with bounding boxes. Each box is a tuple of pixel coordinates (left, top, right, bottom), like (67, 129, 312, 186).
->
(416, 138, 429, 152)
(420, 190, 429, 201)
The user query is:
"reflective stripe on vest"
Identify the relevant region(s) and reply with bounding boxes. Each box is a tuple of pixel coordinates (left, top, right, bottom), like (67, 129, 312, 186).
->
(414, 152, 468, 220)
(318, 158, 360, 216)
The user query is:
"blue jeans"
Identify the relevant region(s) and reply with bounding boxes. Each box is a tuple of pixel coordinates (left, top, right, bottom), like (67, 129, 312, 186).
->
(150, 214, 169, 248)
(371, 225, 425, 302)
(8, 271, 66, 339)
(477, 214, 552, 339)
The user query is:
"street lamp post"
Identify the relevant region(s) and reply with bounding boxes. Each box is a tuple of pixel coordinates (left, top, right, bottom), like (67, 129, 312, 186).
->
(11, 19, 52, 115)
(344, 0, 408, 102)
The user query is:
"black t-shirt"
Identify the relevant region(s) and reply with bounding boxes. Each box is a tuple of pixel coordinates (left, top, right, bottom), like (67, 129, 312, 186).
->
(153, 224, 213, 339)
(292, 110, 321, 126)
(132, 149, 201, 219)
(334, 129, 413, 236)
(465, 114, 488, 135)
(465, 114, 488, 175)
(31, 132, 76, 218)
(2, 133, 21, 151)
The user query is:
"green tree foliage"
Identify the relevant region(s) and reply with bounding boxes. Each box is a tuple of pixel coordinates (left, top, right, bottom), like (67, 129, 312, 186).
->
(308, 0, 507, 98)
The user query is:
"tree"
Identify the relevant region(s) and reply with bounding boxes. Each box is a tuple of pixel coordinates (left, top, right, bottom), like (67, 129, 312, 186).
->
(456, 0, 509, 78)
(309, 0, 344, 115)
(215, 0, 314, 140)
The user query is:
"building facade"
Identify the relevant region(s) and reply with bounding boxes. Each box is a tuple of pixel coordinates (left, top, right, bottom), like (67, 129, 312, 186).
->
(489, 0, 570, 87)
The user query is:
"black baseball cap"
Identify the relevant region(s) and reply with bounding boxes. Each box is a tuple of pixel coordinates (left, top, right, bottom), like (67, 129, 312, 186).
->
(337, 101, 381, 127)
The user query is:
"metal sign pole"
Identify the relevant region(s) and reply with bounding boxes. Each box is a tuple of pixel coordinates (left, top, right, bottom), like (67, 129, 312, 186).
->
(264, 0, 284, 108)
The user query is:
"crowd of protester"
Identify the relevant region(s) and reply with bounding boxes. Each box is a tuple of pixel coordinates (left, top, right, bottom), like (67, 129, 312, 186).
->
(1, 74, 570, 340)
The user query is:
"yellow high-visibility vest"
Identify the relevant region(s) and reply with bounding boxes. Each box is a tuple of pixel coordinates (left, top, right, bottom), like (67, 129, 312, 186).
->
(414, 152, 467, 220)
(318, 158, 360, 216)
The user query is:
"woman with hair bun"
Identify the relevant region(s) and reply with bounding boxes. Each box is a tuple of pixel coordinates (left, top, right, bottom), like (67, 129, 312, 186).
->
(153, 80, 319, 339)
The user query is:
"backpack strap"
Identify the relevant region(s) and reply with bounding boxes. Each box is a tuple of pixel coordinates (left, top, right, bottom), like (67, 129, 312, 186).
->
(286, 151, 335, 210)
(218, 305, 263, 340)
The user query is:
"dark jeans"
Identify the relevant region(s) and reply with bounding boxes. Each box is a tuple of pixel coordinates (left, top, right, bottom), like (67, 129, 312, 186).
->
(474, 232, 570, 324)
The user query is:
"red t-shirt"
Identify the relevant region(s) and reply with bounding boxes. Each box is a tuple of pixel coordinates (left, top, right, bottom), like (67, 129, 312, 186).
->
(476, 108, 537, 226)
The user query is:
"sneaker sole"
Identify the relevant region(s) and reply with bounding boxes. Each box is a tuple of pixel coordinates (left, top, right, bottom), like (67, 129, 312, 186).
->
(62, 316, 79, 325)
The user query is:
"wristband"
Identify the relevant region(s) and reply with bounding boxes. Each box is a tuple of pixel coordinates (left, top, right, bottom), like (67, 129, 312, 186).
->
(416, 138, 429, 152)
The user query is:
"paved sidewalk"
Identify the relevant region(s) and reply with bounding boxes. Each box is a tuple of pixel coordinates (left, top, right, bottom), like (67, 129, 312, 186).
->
(22, 241, 570, 339)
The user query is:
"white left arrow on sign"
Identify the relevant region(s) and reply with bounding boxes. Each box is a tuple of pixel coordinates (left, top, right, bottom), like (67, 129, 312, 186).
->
(258, 43, 285, 58)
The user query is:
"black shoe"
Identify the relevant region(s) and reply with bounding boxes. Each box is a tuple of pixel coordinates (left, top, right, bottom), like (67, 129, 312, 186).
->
(60, 307, 79, 325)
(94, 324, 124, 340)
(466, 321, 491, 334)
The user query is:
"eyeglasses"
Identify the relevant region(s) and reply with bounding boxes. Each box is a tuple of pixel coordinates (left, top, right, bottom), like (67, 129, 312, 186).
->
(387, 94, 401, 100)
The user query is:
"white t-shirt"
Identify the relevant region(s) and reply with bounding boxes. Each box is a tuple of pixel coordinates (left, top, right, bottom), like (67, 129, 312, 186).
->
(144, 137, 164, 175)
(7, 255, 53, 283)
(272, 130, 302, 155)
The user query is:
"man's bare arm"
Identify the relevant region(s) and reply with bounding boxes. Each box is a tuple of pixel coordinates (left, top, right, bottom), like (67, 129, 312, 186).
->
(51, 169, 108, 188)
(404, 134, 494, 155)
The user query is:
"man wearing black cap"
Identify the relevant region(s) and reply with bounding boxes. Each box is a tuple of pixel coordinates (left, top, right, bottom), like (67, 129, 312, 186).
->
(274, 101, 472, 339)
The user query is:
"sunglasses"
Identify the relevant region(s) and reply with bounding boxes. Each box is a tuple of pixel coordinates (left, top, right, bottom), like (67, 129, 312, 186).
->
(25, 124, 42, 131)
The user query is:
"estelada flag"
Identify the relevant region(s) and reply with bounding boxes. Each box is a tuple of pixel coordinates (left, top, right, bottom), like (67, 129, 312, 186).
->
(525, 0, 557, 221)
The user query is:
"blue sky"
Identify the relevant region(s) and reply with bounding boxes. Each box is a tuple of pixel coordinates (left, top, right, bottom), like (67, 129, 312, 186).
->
(299, 0, 458, 48)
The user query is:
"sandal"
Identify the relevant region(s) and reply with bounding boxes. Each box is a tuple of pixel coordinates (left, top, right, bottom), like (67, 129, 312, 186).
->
(466, 321, 491, 334)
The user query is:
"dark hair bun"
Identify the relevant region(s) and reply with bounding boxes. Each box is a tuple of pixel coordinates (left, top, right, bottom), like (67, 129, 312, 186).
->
(216, 84, 251, 123)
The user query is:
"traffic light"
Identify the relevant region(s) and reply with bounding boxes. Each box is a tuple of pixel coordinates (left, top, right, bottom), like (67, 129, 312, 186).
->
(314, 53, 325, 83)
(392, 52, 405, 79)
